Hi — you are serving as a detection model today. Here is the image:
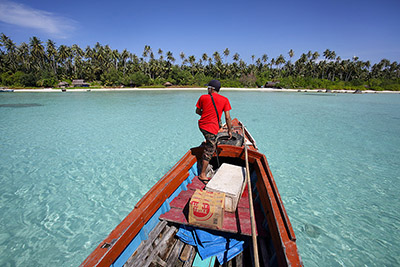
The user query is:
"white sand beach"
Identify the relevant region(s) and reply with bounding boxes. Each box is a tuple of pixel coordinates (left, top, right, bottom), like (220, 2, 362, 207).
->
(8, 87, 400, 94)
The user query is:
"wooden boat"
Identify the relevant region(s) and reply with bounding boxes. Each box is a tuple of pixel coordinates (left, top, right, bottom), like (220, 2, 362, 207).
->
(81, 119, 302, 267)
(0, 89, 14, 92)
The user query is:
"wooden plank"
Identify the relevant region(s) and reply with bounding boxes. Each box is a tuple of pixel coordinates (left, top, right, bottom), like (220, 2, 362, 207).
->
(160, 207, 188, 224)
(183, 245, 196, 267)
(187, 176, 207, 191)
(154, 255, 167, 267)
(124, 220, 168, 266)
(237, 184, 250, 209)
(165, 239, 184, 266)
(138, 225, 177, 266)
(159, 230, 179, 260)
(169, 190, 194, 209)
(179, 244, 193, 262)
(235, 252, 243, 267)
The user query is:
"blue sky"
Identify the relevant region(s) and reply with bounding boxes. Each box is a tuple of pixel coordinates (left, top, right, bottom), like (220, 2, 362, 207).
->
(0, 0, 399, 64)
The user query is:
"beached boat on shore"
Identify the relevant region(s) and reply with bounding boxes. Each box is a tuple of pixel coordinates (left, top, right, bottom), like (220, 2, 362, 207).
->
(81, 119, 302, 267)
(0, 88, 14, 92)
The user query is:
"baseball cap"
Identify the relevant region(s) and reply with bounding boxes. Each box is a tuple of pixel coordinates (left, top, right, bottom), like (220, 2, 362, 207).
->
(207, 80, 221, 91)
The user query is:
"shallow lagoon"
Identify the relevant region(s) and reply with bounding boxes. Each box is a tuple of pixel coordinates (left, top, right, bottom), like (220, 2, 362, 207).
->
(0, 91, 399, 266)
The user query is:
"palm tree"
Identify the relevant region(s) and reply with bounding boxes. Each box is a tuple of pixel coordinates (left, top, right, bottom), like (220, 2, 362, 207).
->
(180, 51, 186, 65)
(276, 54, 286, 77)
(71, 44, 85, 77)
(223, 48, 230, 64)
(120, 49, 130, 75)
(128, 53, 140, 73)
(322, 49, 336, 79)
(288, 49, 294, 60)
(233, 53, 240, 62)
(157, 48, 164, 62)
(17, 42, 30, 72)
(202, 53, 208, 63)
(142, 45, 151, 60)
(213, 51, 221, 64)
(59, 44, 74, 77)
(188, 55, 196, 75)
(0, 34, 17, 72)
(166, 51, 175, 76)
(312, 52, 319, 62)
(286, 50, 294, 76)
(270, 58, 275, 67)
(261, 54, 268, 64)
(0, 34, 15, 53)
(389, 61, 399, 79)
(323, 49, 331, 61)
(213, 51, 222, 78)
(329, 50, 336, 61)
(111, 49, 120, 70)
(104, 45, 113, 69)
(29, 36, 45, 70)
(256, 58, 262, 69)
(293, 53, 307, 78)
(46, 39, 58, 75)
(166, 51, 175, 64)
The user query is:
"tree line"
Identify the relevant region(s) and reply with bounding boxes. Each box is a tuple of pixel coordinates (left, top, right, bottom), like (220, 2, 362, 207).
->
(1, 33, 399, 90)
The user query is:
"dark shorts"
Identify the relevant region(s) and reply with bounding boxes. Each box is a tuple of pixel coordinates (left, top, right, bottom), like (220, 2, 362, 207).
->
(200, 128, 217, 162)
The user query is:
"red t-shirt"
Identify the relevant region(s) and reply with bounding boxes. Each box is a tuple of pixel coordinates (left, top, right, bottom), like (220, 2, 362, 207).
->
(196, 93, 231, 135)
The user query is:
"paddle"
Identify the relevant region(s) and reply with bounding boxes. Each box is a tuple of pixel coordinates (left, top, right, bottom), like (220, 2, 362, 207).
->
(243, 125, 260, 267)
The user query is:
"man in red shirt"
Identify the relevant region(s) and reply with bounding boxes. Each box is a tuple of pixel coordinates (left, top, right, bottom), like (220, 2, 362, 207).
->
(195, 80, 232, 183)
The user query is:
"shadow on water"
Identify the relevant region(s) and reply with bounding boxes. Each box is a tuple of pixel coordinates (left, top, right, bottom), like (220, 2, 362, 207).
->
(301, 223, 323, 238)
(0, 103, 44, 108)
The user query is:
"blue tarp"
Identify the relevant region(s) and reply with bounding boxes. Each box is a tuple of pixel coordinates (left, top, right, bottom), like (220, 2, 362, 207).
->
(176, 225, 247, 265)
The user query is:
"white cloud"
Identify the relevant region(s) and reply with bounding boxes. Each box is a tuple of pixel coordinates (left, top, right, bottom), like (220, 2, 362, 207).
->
(0, 1, 76, 38)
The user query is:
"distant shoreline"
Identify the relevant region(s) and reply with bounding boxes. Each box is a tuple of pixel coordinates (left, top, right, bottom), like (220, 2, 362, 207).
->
(7, 87, 400, 94)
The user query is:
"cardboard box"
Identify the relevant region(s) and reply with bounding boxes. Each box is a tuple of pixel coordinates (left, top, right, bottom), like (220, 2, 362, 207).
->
(189, 189, 225, 229)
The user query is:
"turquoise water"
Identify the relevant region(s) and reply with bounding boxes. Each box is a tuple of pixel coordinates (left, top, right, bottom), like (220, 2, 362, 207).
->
(0, 91, 399, 266)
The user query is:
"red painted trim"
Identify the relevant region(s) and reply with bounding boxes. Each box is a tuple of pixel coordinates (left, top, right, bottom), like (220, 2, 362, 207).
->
(259, 154, 297, 241)
(80, 151, 197, 267)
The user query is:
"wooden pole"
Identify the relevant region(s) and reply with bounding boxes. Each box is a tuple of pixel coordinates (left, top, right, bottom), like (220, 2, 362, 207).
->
(244, 127, 260, 267)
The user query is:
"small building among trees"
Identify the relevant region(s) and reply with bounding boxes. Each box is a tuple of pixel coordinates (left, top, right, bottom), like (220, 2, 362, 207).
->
(58, 81, 69, 88)
(264, 81, 281, 89)
(72, 80, 90, 87)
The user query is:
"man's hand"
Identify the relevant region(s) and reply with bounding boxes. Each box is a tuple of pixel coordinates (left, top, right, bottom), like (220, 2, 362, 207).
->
(225, 111, 233, 139)
(196, 107, 202, 115)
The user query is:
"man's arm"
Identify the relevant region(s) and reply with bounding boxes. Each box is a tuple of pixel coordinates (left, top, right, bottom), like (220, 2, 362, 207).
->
(224, 110, 233, 138)
(196, 107, 202, 116)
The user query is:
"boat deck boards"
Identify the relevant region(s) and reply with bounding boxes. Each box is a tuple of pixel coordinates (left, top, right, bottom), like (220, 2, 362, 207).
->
(124, 219, 249, 267)
(160, 176, 266, 236)
(124, 220, 196, 267)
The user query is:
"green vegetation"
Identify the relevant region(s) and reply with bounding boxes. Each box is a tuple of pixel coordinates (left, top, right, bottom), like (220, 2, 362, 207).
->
(1, 34, 399, 90)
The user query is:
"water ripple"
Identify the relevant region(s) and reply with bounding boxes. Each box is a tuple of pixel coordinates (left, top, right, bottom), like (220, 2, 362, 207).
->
(0, 91, 399, 266)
